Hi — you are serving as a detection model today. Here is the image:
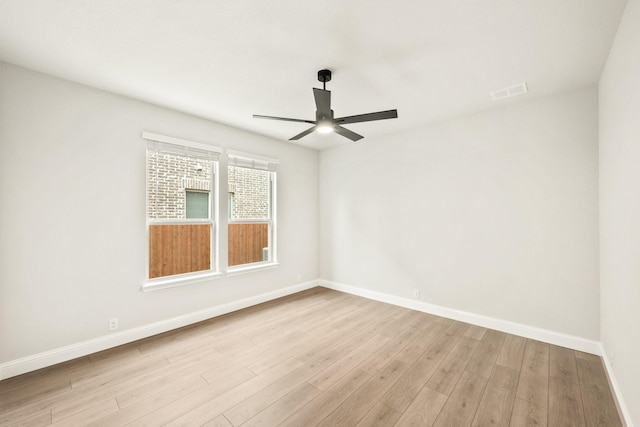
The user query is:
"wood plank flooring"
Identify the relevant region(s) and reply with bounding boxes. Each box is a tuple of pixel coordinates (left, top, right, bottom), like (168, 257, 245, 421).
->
(0, 287, 623, 426)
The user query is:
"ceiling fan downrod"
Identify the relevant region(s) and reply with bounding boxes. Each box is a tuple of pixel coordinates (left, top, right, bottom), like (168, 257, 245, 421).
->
(317, 69, 332, 91)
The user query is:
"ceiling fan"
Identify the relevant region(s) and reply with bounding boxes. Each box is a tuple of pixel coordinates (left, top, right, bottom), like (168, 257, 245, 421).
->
(253, 69, 398, 142)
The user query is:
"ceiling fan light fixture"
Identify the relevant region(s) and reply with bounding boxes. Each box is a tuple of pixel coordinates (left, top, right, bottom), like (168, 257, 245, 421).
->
(316, 121, 334, 134)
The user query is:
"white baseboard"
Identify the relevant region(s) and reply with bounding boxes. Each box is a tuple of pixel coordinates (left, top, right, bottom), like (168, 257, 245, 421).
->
(0, 280, 317, 381)
(600, 345, 635, 427)
(318, 279, 602, 355)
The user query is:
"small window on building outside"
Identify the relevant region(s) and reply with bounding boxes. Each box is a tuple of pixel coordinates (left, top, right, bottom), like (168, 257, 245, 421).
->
(186, 190, 209, 219)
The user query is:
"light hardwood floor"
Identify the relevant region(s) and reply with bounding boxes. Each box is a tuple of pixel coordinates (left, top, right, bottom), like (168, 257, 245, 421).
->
(0, 287, 623, 426)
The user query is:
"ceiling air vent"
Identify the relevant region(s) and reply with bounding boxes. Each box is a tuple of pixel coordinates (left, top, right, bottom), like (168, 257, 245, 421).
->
(491, 82, 528, 101)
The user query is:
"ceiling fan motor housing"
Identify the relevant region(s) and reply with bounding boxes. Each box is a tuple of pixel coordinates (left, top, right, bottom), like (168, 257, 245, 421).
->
(316, 109, 334, 121)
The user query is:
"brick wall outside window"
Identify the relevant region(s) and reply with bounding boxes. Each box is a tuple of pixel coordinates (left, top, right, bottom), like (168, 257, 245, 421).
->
(146, 153, 269, 220)
(228, 166, 270, 220)
(147, 152, 211, 219)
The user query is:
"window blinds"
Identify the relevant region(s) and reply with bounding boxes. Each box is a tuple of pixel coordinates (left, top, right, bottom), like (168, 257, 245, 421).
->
(143, 131, 222, 161)
(227, 150, 279, 172)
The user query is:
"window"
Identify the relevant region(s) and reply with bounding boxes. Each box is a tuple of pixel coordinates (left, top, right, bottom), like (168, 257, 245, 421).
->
(144, 132, 221, 286)
(227, 151, 278, 269)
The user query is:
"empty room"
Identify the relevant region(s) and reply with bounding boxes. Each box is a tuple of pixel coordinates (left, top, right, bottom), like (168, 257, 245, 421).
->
(0, 0, 638, 426)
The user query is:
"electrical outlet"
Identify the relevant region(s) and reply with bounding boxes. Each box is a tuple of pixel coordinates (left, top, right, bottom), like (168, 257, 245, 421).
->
(413, 289, 420, 299)
(108, 318, 119, 331)
(296, 274, 302, 282)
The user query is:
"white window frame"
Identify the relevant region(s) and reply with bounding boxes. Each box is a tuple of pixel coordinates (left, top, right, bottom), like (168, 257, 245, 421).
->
(226, 150, 279, 275)
(142, 132, 223, 291)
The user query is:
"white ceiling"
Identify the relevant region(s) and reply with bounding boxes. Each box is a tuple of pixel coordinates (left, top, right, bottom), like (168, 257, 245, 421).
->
(0, 0, 628, 150)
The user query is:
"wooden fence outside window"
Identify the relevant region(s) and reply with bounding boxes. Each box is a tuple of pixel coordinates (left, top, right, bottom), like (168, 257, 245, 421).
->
(228, 223, 269, 266)
(148, 223, 269, 278)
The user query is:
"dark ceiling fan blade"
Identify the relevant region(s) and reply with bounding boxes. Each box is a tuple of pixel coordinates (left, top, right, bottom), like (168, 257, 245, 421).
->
(289, 126, 317, 141)
(313, 88, 331, 117)
(334, 109, 398, 125)
(253, 114, 315, 124)
(334, 125, 364, 142)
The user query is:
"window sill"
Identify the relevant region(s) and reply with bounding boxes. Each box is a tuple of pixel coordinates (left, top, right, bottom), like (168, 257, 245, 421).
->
(141, 263, 280, 292)
(226, 262, 280, 277)
(142, 271, 223, 292)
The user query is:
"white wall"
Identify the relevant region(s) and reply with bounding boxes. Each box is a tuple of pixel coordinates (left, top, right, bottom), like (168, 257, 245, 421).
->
(599, 0, 640, 423)
(320, 87, 600, 340)
(0, 63, 318, 364)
